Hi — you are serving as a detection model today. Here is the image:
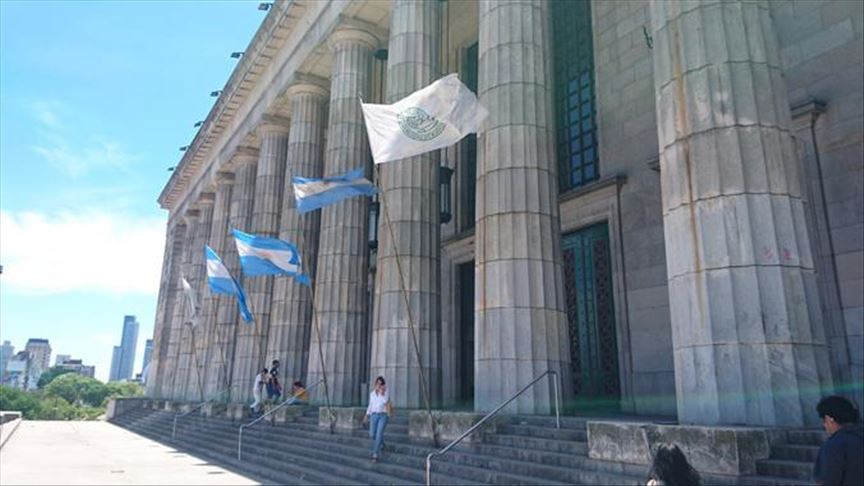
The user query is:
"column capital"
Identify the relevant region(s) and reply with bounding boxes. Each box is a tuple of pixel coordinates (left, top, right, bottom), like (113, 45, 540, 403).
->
(256, 115, 291, 136)
(286, 81, 329, 101)
(183, 208, 200, 223)
(231, 147, 259, 168)
(195, 192, 216, 207)
(214, 171, 236, 185)
(328, 27, 379, 52)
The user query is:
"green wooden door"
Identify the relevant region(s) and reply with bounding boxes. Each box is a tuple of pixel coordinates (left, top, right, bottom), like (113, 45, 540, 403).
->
(562, 223, 620, 408)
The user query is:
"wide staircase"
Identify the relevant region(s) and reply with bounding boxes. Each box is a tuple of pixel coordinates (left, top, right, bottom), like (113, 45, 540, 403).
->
(111, 406, 821, 485)
(110, 406, 647, 485)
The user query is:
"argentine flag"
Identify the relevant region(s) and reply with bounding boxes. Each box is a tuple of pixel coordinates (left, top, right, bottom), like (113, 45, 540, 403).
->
(205, 246, 254, 323)
(232, 229, 311, 286)
(292, 167, 376, 214)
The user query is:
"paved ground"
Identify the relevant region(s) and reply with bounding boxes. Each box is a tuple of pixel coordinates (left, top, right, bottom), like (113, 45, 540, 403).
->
(0, 421, 258, 485)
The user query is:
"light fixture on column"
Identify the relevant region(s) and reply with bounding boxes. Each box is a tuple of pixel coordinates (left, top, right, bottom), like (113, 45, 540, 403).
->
(368, 196, 380, 251)
(193, 121, 204, 128)
(210, 90, 222, 97)
(257, 2, 272, 11)
(439, 166, 454, 224)
(179, 146, 189, 152)
(230, 52, 244, 59)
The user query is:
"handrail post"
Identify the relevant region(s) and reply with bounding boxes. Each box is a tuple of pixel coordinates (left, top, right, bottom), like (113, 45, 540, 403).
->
(172, 414, 179, 441)
(237, 426, 244, 461)
(551, 370, 561, 429)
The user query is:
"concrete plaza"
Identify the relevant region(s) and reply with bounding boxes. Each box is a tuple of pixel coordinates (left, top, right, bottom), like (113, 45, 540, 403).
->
(0, 421, 257, 485)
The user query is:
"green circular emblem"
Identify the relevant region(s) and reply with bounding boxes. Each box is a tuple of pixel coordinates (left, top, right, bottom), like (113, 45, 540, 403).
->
(397, 107, 445, 141)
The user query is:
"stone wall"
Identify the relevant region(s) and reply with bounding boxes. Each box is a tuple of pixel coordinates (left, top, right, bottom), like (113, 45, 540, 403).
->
(773, 0, 864, 407)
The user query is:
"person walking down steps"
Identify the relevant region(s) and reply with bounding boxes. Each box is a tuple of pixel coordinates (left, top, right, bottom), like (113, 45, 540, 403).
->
(250, 367, 268, 417)
(363, 376, 392, 463)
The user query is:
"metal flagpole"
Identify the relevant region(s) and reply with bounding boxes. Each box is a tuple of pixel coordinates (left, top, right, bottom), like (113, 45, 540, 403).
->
(374, 163, 440, 447)
(302, 253, 337, 433)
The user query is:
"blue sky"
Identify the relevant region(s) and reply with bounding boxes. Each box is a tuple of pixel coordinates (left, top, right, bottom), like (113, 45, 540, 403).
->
(0, 1, 264, 381)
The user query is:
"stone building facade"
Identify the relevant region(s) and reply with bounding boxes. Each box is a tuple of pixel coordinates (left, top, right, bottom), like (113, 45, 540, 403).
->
(145, 0, 863, 427)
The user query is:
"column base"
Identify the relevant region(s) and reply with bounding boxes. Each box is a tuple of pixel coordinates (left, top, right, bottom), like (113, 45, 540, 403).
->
(587, 421, 787, 476)
(319, 407, 366, 430)
(409, 411, 499, 445)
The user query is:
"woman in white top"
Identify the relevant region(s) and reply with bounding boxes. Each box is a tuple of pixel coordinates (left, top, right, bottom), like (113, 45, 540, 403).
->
(250, 367, 267, 416)
(363, 376, 390, 462)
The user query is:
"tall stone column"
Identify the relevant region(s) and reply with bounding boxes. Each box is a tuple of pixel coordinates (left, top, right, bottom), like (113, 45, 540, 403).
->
(370, 0, 442, 409)
(475, 0, 573, 414)
(650, 0, 832, 426)
(147, 220, 187, 398)
(308, 28, 377, 406)
(187, 192, 216, 401)
(267, 83, 328, 386)
(233, 123, 289, 402)
(167, 208, 200, 400)
(223, 151, 258, 402)
(202, 172, 235, 400)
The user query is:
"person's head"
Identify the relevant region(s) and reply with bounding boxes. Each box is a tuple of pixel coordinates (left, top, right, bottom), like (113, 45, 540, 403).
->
(374, 376, 386, 394)
(271, 359, 279, 367)
(261, 367, 268, 374)
(292, 381, 304, 389)
(647, 445, 701, 486)
(817, 395, 860, 434)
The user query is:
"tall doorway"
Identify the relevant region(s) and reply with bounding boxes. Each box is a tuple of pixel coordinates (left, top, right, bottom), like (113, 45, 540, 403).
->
(457, 261, 475, 407)
(562, 223, 620, 411)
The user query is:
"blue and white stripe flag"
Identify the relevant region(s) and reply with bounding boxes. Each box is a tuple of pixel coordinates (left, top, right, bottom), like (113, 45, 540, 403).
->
(292, 167, 376, 214)
(205, 246, 254, 323)
(232, 229, 311, 286)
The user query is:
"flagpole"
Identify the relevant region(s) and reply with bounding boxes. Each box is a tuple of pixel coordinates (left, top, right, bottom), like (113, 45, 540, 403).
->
(374, 163, 440, 447)
(303, 254, 337, 433)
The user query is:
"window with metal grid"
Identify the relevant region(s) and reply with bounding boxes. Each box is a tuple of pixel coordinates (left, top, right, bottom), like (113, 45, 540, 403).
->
(552, 0, 598, 192)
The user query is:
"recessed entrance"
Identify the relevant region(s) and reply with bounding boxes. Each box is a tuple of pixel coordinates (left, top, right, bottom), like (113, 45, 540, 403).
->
(562, 223, 620, 411)
(456, 261, 475, 408)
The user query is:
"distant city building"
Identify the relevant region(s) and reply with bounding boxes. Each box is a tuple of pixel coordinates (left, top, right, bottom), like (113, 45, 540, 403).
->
(141, 339, 153, 377)
(0, 340, 14, 382)
(57, 358, 96, 379)
(109, 346, 122, 382)
(54, 354, 71, 366)
(3, 351, 30, 389)
(118, 316, 139, 381)
(24, 339, 51, 390)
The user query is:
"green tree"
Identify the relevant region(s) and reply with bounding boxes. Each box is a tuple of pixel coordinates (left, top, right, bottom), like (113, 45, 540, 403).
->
(44, 374, 109, 407)
(0, 386, 41, 419)
(36, 366, 75, 388)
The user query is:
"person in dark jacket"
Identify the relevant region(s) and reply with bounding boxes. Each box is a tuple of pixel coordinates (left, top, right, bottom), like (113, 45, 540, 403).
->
(814, 395, 864, 486)
(646, 444, 701, 486)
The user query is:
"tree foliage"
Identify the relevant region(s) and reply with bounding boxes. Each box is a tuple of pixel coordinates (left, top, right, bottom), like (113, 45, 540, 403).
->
(36, 366, 76, 389)
(0, 377, 143, 420)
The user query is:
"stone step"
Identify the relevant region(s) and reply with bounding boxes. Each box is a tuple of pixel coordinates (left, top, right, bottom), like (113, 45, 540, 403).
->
(507, 414, 587, 430)
(756, 459, 813, 480)
(495, 424, 587, 442)
(771, 444, 820, 462)
(165, 416, 583, 485)
(115, 408, 645, 485)
(737, 474, 814, 486)
(484, 433, 587, 455)
(786, 430, 825, 446)
(117, 415, 519, 485)
(110, 419, 359, 485)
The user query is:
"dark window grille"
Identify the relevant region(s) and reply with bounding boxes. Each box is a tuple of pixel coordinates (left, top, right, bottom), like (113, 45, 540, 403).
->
(552, 0, 598, 191)
(459, 42, 478, 232)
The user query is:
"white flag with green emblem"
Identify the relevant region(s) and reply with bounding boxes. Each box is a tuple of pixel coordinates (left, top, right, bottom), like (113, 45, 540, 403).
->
(360, 73, 488, 164)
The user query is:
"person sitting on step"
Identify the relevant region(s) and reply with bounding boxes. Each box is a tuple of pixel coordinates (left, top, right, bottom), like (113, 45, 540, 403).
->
(646, 444, 701, 486)
(814, 395, 863, 486)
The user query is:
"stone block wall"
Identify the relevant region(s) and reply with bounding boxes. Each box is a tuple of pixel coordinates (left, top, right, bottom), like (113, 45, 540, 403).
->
(592, 0, 676, 416)
(773, 0, 864, 406)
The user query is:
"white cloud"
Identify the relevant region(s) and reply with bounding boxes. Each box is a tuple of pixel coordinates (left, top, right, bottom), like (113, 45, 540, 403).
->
(27, 99, 140, 177)
(0, 209, 166, 295)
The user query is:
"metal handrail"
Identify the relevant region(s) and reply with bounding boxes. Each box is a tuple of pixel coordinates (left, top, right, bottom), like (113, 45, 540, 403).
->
(172, 391, 229, 441)
(425, 370, 562, 486)
(237, 379, 323, 460)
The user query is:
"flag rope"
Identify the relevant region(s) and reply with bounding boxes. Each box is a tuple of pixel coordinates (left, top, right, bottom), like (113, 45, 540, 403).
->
(304, 261, 337, 432)
(374, 163, 440, 447)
